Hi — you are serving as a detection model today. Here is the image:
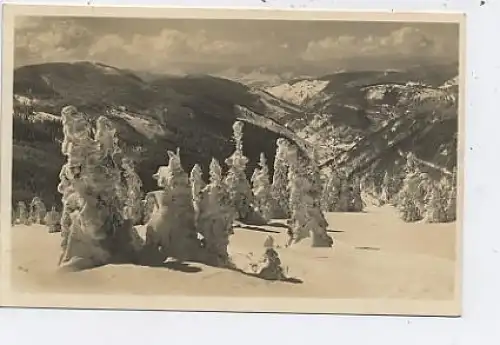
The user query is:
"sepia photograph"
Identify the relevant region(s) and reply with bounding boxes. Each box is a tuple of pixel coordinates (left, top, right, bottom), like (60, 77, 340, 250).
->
(1, 5, 464, 316)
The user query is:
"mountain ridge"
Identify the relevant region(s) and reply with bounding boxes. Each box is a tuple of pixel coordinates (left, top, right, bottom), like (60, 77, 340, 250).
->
(12, 61, 459, 207)
(12, 61, 315, 206)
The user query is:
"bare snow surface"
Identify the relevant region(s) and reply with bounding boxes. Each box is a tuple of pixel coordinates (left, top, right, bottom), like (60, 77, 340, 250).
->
(11, 205, 456, 300)
(266, 80, 329, 106)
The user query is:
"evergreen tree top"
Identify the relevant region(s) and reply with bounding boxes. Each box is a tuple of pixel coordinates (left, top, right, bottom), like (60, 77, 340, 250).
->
(121, 156, 135, 170)
(61, 105, 79, 118)
(190, 164, 203, 179)
(232, 121, 244, 151)
(166, 149, 186, 179)
(258, 152, 269, 172)
(233, 121, 244, 135)
(209, 158, 223, 184)
(264, 235, 275, 248)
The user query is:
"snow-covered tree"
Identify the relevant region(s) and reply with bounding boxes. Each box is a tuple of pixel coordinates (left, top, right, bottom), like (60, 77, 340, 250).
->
(415, 173, 431, 216)
(350, 176, 364, 212)
(58, 162, 78, 250)
(397, 171, 423, 222)
(251, 153, 273, 223)
(271, 138, 290, 218)
(307, 145, 326, 211)
(380, 171, 392, 204)
(254, 235, 286, 281)
(148, 148, 200, 263)
(60, 105, 92, 157)
(11, 205, 17, 226)
(16, 201, 29, 225)
(424, 182, 447, 223)
(122, 157, 143, 225)
(58, 107, 139, 271)
(395, 152, 434, 222)
(224, 121, 254, 222)
(337, 173, 351, 212)
(45, 206, 61, 233)
(285, 140, 333, 247)
(197, 158, 235, 267)
(58, 109, 114, 270)
(321, 171, 341, 212)
(94, 115, 116, 157)
(29, 197, 47, 224)
(445, 167, 457, 222)
(190, 164, 206, 229)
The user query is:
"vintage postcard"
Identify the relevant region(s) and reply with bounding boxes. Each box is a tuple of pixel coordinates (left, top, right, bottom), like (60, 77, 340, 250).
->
(1, 4, 465, 316)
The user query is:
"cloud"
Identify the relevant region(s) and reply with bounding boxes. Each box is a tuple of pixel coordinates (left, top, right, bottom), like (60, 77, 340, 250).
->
(300, 26, 456, 62)
(84, 29, 263, 70)
(15, 19, 93, 66)
(14, 19, 458, 72)
(15, 19, 262, 70)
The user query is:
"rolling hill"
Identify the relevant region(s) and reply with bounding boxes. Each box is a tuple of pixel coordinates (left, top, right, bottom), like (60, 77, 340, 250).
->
(11, 61, 459, 208)
(12, 62, 310, 207)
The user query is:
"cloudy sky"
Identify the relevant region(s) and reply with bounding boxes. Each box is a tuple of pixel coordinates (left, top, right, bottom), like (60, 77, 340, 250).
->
(14, 16, 459, 76)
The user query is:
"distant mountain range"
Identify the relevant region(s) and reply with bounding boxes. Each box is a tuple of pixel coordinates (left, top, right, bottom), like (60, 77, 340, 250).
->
(265, 64, 458, 179)
(12, 61, 459, 207)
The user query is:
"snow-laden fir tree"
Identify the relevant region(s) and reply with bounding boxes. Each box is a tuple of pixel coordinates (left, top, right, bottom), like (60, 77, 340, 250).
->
(307, 145, 326, 213)
(147, 148, 200, 263)
(405, 152, 418, 173)
(60, 105, 92, 157)
(424, 181, 447, 223)
(321, 170, 341, 212)
(141, 192, 159, 225)
(224, 121, 254, 222)
(94, 115, 127, 206)
(58, 162, 79, 251)
(416, 173, 431, 216)
(337, 172, 351, 212)
(445, 167, 457, 222)
(397, 170, 424, 222)
(121, 157, 143, 225)
(190, 164, 206, 229)
(17, 201, 29, 225)
(45, 206, 61, 233)
(94, 116, 117, 157)
(389, 163, 406, 206)
(11, 206, 17, 226)
(395, 152, 430, 222)
(58, 107, 139, 271)
(29, 197, 47, 224)
(255, 235, 286, 281)
(366, 172, 378, 196)
(58, 108, 114, 270)
(197, 158, 235, 267)
(285, 140, 333, 247)
(271, 138, 290, 218)
(350, 176, 364, 212)
(251, 153, 273, 223)
(380, 171, 392, 205)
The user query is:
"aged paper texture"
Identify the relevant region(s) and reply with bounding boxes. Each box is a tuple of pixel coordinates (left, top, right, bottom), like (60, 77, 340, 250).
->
(1, 4, 465, 316)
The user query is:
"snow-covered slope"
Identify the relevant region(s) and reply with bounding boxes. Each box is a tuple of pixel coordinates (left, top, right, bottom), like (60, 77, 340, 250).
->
(440, 75, 459, 89)
(12, 61, 317, 206)
(265, 80, 329, 106)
